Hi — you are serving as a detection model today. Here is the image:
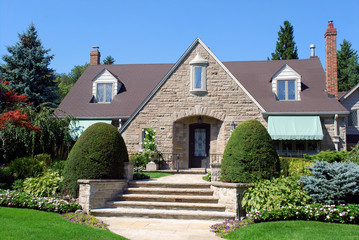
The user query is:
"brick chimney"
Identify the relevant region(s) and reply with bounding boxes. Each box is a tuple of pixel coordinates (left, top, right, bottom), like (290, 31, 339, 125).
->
(324, 20, 338, 99)
(90, 46, 101, 65)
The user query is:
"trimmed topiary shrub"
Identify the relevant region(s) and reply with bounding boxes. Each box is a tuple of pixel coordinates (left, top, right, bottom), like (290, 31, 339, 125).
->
(300, 160, 359, 204)
(63, 123, 128, 197)
(221, 120, 280, 183)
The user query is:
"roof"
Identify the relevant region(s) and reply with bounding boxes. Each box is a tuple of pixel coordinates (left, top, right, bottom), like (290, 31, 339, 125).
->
(57, 46, 348, 120)
(224, 58, 347, 114)
(339, 83, 359, 102)
(56, 63, 174, 118)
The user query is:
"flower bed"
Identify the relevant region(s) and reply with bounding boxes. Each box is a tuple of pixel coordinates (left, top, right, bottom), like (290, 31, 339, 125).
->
(62, 212, 109, 230)
(0, 189, 80, 213)
(210, 219, 253, 237)
(247, 204, 359, 224)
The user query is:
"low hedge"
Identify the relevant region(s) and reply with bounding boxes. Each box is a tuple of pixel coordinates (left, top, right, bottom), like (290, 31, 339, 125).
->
(279, 157, 312, 177)
(0, 189, 79, 213)
(246, 203, 359, 224)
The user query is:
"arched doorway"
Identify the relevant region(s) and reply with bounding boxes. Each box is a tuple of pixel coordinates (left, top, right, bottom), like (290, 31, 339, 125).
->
(189, 123, 210, 168)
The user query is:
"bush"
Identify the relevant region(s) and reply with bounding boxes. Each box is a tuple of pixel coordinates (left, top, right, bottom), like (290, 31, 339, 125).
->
(221, 120, 280, 183)
(0, 167, 14, 189)
(300, 161, 359, 204)
(305, 150, 348, 163)
(133, 172, 150, 180)
(247, 203, 359, 224)
(7, 156, 46, 180)
(0, 189, 79, 213)
(22, 169, 63, 197)
(346, 144, 359, 165)
(62, 212, 109, 230)
(63, 123, 128, 197)
(280, 157, 312, 177)
(241, 176, 311, 212)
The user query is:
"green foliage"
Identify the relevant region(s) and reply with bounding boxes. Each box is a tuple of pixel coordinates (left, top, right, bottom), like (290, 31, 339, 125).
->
(102, 56, 116, 65)
(133, 172, 150, 180)
(337, 39, 359, 91)
(210, 219, 253, 237)
(0, 189, 79, 213)
(221, 120, 280, 183)
(305, 150, 348, 163)
(0, 105, 74, 163)
(0, 167, 13, 189)
(22, 169, 63, 197)
(62, 212, 109, 230)
(7, 156, 46, 180)
(300, 161, 359, 204)
(11, 179, 24, 191)
(270, 20, 299, 60)
(0, 23, 58, 107)
(203, 172, 211, 182)
(143, 128, 157, 151)
(346, 144, 359, 165)
(280, 157, 312, 177)
(63, 123, 128, 197)
(55, 63, 89, 101)
(242, 176, 311, 212)
(247, 203, 359, 225)
(145, 172, 173, 179)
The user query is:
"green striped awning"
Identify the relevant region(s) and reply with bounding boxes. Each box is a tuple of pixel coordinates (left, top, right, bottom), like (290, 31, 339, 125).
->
(268, 116, 324, 140)
(69, 120, 112, 140)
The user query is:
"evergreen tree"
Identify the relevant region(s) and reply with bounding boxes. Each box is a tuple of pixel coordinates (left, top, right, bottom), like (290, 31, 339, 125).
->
(270, 20, 299, 60)
(337, 39, 359, 91)
(103, 55, 116, 65)
(0, 24, 58, 107)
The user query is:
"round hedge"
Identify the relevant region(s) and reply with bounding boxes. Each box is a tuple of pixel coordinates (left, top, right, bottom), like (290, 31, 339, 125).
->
(63, 122, 128, 197)
(221, 120, 280, 183)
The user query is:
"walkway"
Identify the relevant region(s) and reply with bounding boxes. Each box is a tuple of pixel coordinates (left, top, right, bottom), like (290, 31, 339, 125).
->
(97, 174, 223, 240)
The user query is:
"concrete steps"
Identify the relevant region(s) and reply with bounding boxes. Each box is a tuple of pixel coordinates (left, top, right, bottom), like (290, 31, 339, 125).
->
(90, 181, 235, 220)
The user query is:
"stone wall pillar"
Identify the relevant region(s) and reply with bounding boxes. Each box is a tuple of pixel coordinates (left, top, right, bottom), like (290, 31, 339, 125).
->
(124, 162, 135, 180)
(211, 182, 252, 219)
(210, 162, 221, 182)
(78, 179, 128, 214)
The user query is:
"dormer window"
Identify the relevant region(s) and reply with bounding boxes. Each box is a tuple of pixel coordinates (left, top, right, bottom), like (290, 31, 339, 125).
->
(97, 83, 113, 103)
(271, 64, 301, 101)
(190, 53, 208, 93)
(92, 69, 122, 103)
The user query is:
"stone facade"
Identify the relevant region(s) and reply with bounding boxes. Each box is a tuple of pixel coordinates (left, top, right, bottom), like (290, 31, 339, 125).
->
(122, 43, 265, 168)
(321, 116, 346, 151)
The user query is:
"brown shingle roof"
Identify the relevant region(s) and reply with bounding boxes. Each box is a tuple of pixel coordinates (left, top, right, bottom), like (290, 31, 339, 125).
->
(57, 57, 347, 119)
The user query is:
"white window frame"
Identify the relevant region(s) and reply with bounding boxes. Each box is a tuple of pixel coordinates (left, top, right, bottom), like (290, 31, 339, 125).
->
(96, 82, 113, 103)
(92, 69, 122, 104)
(189, 53, 208, 93)
(271, 64, 301, 101)
(277, 79, 297, 101)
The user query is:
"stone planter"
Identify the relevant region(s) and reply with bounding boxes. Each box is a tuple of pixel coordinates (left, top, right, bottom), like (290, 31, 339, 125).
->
(210, 162, 221, 182)
(146, 161, 158, 171)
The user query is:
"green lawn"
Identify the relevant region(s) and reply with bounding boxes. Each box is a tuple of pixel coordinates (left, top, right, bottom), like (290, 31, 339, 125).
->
(224, 220, 359, 240)
(0, 207, 127, 240)
(146, 171, 173, 178)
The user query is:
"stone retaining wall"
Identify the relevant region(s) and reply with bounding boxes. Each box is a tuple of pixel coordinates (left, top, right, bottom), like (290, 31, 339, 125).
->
(78, 179, 128, 214)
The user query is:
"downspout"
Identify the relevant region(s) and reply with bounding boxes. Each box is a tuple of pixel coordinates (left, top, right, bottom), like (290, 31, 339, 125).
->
(334, 114, 340, 151)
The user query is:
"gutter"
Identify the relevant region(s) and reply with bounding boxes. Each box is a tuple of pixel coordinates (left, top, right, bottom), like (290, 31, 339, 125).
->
(262, 111, 349, 116)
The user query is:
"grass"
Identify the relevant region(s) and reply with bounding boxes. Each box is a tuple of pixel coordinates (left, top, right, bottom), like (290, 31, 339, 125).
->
(0, 207, 128, 240)
(145, 171, 173, 178)
(224, 220, 359, 240)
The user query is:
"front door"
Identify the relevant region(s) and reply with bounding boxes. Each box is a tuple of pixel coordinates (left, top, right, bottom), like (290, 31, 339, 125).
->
(189, 123, 210, 168)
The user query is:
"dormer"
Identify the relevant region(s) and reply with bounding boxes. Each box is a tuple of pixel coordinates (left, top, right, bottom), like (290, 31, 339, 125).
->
(271, 64, 301, 101)
(92, 69, 122, 103)
(189, 53, 209, 93)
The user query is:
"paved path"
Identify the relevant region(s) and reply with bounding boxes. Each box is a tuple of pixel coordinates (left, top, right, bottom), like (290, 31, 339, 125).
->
(97, 174, 223, 240)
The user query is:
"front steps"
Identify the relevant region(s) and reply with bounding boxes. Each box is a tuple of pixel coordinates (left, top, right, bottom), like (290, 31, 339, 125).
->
(90, 181, 236, 221)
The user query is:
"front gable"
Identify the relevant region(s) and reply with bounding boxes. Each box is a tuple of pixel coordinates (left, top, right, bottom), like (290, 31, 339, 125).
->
(271, 64, 302, 101)
(91, 69, 122, 103)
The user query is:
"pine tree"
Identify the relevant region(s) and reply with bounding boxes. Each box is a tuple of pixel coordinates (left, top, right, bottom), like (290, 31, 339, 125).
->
(337, 39, 359, 91)
(0, 24, 58, 107)
(103, 56, 116, 65)
(270, 20, 299, 60)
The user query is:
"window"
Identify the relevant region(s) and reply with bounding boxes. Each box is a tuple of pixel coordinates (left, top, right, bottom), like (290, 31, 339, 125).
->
(189, 53, 208, 93)
(277, 80, 296, 100)
(349, 110, 358, 126)
(96, 83, 113, 103)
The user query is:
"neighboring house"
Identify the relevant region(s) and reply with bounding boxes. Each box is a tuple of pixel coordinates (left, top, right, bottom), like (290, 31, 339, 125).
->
(339, 83, 359, 149)
(57, 21, 348, 169)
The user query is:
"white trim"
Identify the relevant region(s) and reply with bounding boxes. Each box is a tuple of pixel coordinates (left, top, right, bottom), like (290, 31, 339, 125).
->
(92, 69, 122, 103)
(339, 82, 359, 102)
(271, 64, 301, 101)
(120, 38, 265, 133)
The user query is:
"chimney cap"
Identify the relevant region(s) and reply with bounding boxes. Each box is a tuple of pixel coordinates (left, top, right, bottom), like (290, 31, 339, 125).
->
(310, 44, 315, 48)
(92, 46, 99, 50)
(328, 20, 333, 24)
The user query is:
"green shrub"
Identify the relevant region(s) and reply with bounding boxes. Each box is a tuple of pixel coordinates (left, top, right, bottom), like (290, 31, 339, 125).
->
(280, 157, 312, 177)
(50, 159, 66, 176)
(11, 179, 24, 191)
(305, 150, 348, 163)
(300, 161, 359, 204)
(247, 203, 359, 224)
(203, 172, 211, 182)
(8, 156, 46, 180)
(346, 144, 359, 165)
(0, 189, 79, 213)
(133, 172, 150, 180)
(0, 167, 14, 189)
(22, 169, 63, 197)
(241, 176, 311, 212)
(221, 120, 280, 183)
(63, 123, 128, 197)
(35, 153, 52, 166)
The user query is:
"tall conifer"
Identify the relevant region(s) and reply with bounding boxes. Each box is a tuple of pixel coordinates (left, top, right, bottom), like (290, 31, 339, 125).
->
(270, 20, 299, 60)
(337, 39, 359, 91)
(0, 24, 58, 107)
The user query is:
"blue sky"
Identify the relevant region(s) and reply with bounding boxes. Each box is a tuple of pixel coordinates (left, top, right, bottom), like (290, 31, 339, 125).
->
(1, 0, 358, 74)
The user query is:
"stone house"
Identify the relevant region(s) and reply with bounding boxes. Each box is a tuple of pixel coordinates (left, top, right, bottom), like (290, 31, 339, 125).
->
(57, 21, 348, 169)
